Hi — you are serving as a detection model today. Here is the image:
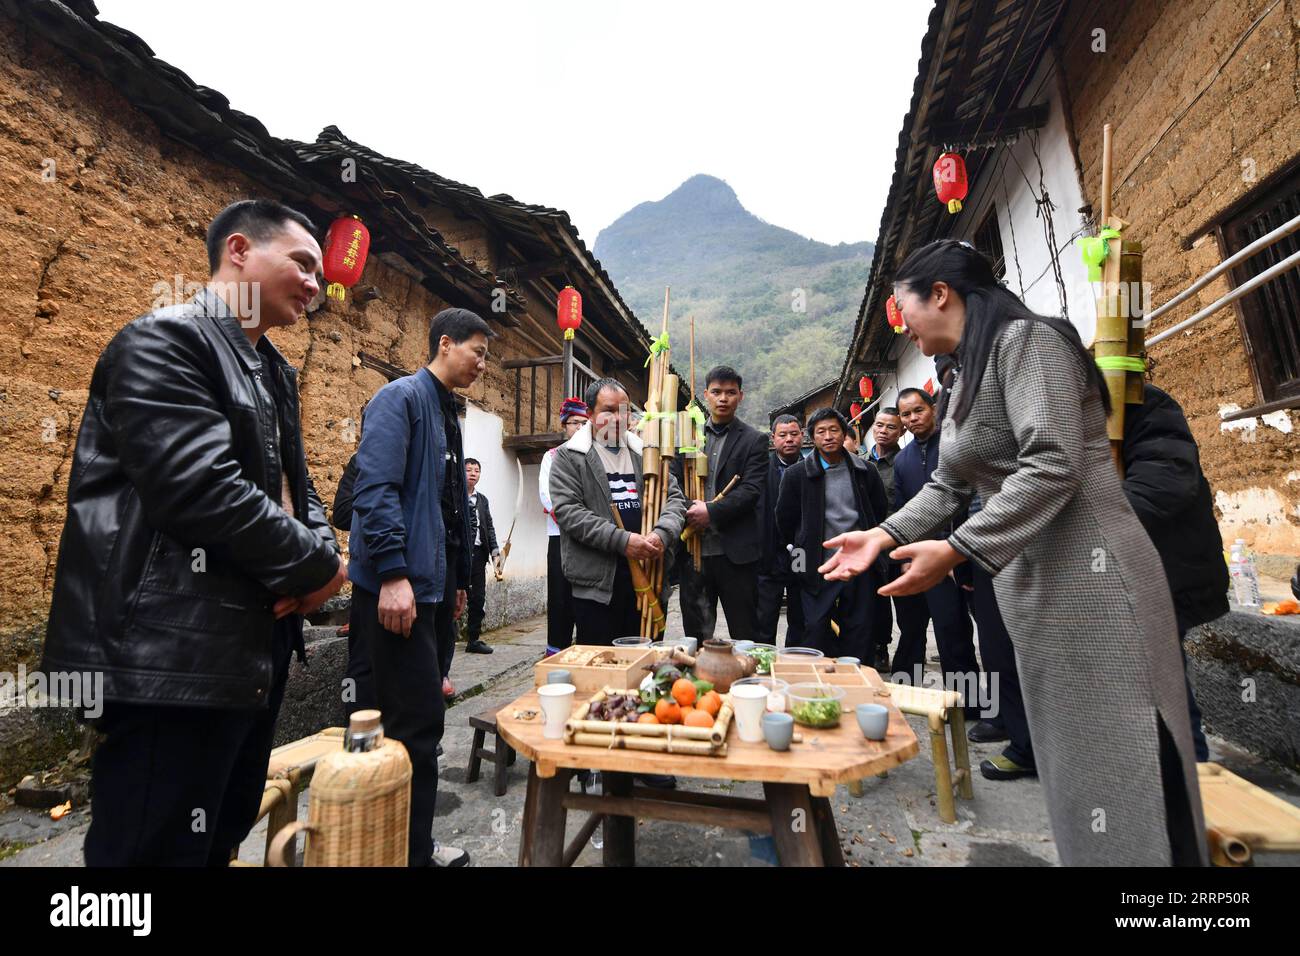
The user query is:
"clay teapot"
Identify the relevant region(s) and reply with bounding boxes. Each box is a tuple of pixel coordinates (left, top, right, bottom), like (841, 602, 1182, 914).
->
(693, 639, 754, 693)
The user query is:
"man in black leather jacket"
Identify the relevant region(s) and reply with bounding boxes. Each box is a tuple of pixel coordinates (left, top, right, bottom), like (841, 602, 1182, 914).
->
(42, 199, 347, 866)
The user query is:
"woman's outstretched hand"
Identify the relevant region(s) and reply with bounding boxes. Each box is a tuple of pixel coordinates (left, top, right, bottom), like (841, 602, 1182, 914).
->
(819, 528, 896, 581)
(878, 540, 965, 596)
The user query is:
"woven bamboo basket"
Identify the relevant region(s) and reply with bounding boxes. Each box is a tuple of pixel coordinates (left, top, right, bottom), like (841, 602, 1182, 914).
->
(268, 736, 412, 867)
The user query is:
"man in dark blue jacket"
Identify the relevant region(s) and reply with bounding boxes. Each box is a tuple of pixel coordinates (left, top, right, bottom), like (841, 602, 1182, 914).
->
(892, 388, 981, 719)
(347, 308, 492, 867)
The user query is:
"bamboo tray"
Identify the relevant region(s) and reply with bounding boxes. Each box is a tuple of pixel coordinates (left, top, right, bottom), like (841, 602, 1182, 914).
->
(563, 687, 734, 756)
(535, 645, 656, 693)
(773, 660, 883, 708)
(1198, 762, 1300, 866)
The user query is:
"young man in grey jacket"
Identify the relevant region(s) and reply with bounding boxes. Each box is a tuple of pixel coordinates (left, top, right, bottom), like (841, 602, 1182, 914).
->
(549, 377, 687, 644)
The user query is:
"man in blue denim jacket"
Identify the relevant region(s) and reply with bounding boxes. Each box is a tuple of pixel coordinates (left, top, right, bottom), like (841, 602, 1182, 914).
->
(347, 307, 492, 867)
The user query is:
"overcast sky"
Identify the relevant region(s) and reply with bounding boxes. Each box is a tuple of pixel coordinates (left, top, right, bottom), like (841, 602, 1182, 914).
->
(95, 0, 932, 247)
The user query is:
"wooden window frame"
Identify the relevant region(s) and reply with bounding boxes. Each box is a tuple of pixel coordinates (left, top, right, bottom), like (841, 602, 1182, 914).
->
(1211, 159, 1300, 414)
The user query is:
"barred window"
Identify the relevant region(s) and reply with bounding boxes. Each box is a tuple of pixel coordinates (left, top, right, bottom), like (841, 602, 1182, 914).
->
(1220, 160, 1300, 403)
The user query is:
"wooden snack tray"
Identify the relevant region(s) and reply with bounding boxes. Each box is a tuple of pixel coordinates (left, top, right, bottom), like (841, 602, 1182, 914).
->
(562, 687, 734, 756)
(773, 660, 884, 708)
(535, 645, 656, 693)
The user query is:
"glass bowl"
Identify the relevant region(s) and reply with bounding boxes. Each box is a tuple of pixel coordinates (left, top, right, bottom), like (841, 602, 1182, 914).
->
(732, 676, 790, 713)
(778, 646, 825, 661)
(787, 683, 845, 728)
(612, 636, 651, 648)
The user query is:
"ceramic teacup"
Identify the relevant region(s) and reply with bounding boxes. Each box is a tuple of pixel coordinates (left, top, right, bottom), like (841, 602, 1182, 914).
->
(856, 703, 889, 741)
(762, 712, 795, 751)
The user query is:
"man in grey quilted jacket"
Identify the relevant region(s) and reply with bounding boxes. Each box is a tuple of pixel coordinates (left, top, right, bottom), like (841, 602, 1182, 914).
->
(548, 377, 687, 644)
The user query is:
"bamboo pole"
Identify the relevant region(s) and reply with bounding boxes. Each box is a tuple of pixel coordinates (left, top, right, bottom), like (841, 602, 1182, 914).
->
(610, 504, 665, 635)
(1093, 122, 1129, 476)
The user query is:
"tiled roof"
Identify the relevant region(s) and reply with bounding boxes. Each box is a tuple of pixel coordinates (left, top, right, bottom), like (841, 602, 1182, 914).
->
(834, 0, 1068, 408)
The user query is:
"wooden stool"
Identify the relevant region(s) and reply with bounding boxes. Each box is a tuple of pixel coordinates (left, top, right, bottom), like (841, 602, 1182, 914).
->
(239, 727, 346, 866)
(883, 682, 972, 824)
(467, 710, 517, 797)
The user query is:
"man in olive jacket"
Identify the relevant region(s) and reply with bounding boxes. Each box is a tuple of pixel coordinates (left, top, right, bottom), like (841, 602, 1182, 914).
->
(43, 200, 346, 866)
(549, 377, 686, 643)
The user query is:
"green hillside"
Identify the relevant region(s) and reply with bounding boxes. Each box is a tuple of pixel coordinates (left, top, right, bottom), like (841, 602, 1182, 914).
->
(594, 174, 872, 426)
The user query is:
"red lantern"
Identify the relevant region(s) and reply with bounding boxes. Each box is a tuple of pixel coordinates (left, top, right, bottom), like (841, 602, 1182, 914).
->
(322, 215, 370, 302)
(885, 294, 905, 334)
(557, 286, 582, 341)
(858, 376, 873, 401)
(849, 402, 863, 421)
(933, 152, 968, 214)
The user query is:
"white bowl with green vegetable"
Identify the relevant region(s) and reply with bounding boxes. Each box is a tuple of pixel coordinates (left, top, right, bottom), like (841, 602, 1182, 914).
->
(787, 683, 846, 728)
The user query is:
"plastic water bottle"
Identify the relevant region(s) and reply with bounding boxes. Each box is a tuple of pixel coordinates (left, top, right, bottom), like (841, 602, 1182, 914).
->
(1229, 541, 1261, 607)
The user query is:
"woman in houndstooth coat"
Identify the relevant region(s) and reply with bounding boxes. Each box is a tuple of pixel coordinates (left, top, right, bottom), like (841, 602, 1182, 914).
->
(822, 240, 1206, 866)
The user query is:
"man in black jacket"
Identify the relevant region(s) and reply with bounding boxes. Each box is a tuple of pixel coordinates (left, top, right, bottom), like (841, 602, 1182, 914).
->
(892, 388, 982, 720)
(775, 407, 888, 659)
(755, 414, 807, 645)
(1121, 384, 1225, 761)
(680, 366, 770, 642)
(43, 199, 347, 866)
(463, 458, 500, 655)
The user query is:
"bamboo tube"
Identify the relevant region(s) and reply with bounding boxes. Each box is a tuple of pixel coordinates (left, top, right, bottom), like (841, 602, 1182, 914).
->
(712, 696, 735, 746)
(565, 719, 717, 742)
(681, 474, 741, 542)
(569, 733, 725, 756)
(1122, 241, 1146, 406)
(660, 374, 679, 457)
(1100, 123, 1113, 226)
(609, 504, 665, 633)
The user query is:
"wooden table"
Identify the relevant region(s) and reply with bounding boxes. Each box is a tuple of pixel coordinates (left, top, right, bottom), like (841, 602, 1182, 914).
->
(497, 670, 919, 867)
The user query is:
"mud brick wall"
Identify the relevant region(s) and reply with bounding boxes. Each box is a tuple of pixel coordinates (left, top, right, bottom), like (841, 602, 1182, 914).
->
(1059, 0, 1300, 569)
(0, 22, 554, 669)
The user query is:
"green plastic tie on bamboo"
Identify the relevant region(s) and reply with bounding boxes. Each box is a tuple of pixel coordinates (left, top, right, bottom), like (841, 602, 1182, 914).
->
(687, 402, 706, 426)
(678, 446, 699, 454)
(1094, 356, 1146, 372)
(644, 332, 671, 366)
(1079, 227, 1122, 281)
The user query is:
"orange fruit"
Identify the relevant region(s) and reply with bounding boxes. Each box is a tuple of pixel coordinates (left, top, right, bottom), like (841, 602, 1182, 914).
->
(654, 698, 682, 724)
(679, 706, 696, 722)
(684, 709, 714, 728)
(637, 712, 660, 724)
(671, 678, 697, 708)
(698, 690, 722, 717)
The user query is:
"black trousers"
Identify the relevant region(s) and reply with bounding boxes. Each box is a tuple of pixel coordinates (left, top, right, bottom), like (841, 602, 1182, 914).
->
(678, 553, 760, 642)
(435, 548, 462, 681)
(891, 574, 980, 712)
(799, 574, 879, 661)
(352, 581, 447, 867)
(546, 535, 576, 653)
(678, 553, 715, 640)
(84, 619, 295, 866)
(467, 544, 489, 641)
(890, 591, 930, 673)
(968, 564, 1035, 766)
(573, 562, 640, 646)
(1178, 631, 1210, 762)
(755, 572, 805, 646)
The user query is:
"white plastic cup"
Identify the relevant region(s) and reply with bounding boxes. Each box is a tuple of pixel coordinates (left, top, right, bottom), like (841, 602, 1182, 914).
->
(538, 683, 576, 739)
(731, 683, 769, 743)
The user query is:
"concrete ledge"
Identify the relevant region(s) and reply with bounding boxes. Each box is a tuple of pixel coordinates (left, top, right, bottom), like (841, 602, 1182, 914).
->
(1187, 610, 1300, 770)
